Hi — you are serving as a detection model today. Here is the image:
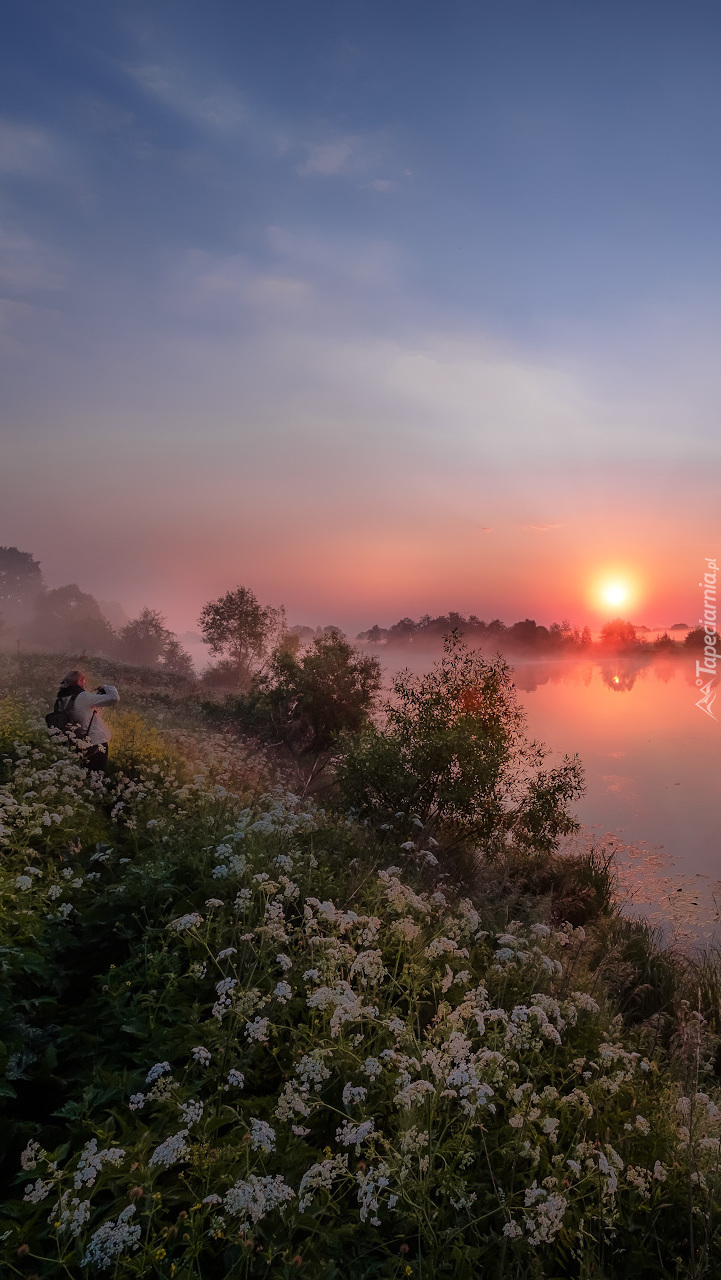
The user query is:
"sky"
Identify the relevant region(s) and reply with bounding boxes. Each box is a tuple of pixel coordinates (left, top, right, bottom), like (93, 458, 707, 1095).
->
(2, 0, 721, 635)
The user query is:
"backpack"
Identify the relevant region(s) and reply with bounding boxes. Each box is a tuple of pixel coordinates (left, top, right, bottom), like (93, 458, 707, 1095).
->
(46, 694, 95, 740)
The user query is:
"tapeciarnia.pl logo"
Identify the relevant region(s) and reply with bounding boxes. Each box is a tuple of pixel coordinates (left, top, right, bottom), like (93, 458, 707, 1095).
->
(696, 556, 718, 720)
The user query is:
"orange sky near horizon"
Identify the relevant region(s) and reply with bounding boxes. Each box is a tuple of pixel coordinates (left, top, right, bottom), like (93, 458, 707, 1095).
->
(4, 461, 708, 636)
(2, 5, 721, 641)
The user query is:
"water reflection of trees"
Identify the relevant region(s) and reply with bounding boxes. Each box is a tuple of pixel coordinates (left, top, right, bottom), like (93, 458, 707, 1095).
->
(510, 657, 660, 694)
(601, 665, 638, 692)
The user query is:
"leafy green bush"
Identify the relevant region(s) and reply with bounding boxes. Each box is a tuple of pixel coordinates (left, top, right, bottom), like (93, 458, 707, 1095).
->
(220, 631, 382, 753)
(337, 637, 584, 855)
(2, 670, 721, 1278)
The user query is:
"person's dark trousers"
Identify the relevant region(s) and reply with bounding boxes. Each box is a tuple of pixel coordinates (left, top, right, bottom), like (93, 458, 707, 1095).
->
(85, 743, 108, 774)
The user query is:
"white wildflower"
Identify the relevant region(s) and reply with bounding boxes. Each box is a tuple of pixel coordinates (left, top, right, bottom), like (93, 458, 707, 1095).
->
(74, 1139, 124, 1189)
(249, 1118, 276, 1152)
(245, 1016, 270, 1043)
(394, 1079, 435, 1110)
(81, 1205, 141, 1269)
(169, 912, 203, 932)
(299, 1154, 348, 1211)
(336, 1118, 377, 1151)
(146, 1061, 171, 1084)
(342, 1083, 368, 1107)
(20, 1140, 41, 1171)
(224, 1174, 295, 1227)
(349, 949, 387, 986)
(356, 1161, 393, 1225)
(50, 1193, 91, 1237)
(148, 1129, 190, 1169)
(179, 1098, 204, 1126)
(23, 1178, 53, 1204)
(363, 1057, 382, 1080)
(424, 937, 469, 959)
(307, 981, 378, 1037)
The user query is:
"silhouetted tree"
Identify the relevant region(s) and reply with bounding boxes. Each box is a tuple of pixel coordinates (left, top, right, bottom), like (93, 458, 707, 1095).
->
(118, 607, 193, 675)
(0, 546, 43, 625)
(510, 619, 550, 649)
(358, 624, 386, 643)
(485, 618, 507, 638)
(23, 584, 115, 654)
(199, 587, 283, 688)
(117, 608, 169, 666)
(161, 634, 195, 678)
(684, 627, 709, 651)
(599, 618, 639, 652)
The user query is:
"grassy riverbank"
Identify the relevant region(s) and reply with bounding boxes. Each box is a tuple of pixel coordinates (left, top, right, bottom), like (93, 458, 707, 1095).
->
(2, 651, 721, 1278)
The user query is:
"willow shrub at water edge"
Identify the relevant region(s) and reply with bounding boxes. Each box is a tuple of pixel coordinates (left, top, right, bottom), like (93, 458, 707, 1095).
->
(336, 637, 584, 856)
(0, 703, 720, 1276)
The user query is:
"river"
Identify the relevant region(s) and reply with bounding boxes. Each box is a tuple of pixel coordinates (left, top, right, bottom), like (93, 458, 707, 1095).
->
(376, 645, 721, 944)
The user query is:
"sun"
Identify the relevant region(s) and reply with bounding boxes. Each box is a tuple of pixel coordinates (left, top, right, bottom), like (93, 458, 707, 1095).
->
(601, 581, 629, 608)
(590, 570, 639, 615)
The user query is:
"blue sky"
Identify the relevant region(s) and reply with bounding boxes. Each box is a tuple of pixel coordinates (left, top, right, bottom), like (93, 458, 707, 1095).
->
(2, 1, 720, 629)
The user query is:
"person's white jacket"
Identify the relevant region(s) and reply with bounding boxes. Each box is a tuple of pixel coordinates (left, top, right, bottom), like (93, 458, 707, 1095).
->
(68, 686, 120, 745)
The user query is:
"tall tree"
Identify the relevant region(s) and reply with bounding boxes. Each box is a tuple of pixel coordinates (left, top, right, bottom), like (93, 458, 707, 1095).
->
(23, 584, 115, 654)
(0, 547, 43, 623)
(117, 608, 194, 676)
(199, 587, 282, 687)
(600, 618, 639, 651)
(117, 608, 170, 666)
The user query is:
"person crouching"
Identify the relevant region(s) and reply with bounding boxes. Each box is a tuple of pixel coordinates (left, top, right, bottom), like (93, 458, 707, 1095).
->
(54, 669, 120, 773)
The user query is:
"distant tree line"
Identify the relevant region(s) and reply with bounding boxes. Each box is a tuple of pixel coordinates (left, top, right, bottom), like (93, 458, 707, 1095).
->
(3, 543, 706, 692)
(358, 613, 595, 650)
(0, 546, 193, 675)
(358, 611, 703, 654)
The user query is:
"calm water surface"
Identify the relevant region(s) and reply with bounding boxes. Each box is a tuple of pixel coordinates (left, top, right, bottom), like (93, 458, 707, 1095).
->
(380, 648, 721, 941)
(515, 656, 721, 941)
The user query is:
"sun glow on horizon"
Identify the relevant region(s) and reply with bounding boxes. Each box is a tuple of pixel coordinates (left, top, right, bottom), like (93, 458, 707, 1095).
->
(591, 571, 639, 616)
(602, 581, 629, 607)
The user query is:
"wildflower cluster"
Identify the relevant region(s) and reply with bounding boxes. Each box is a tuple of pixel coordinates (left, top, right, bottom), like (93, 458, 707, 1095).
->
(2, 685, 721, 1277)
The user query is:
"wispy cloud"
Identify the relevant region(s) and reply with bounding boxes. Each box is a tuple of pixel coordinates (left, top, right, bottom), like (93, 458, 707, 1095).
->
(296, 132, 399, 189)
(125, 62, 246, 132)
(521, 523, 563, 533)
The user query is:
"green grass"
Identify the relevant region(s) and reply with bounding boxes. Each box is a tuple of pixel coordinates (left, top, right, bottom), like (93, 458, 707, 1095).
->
(1, 653, 721, 1278)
